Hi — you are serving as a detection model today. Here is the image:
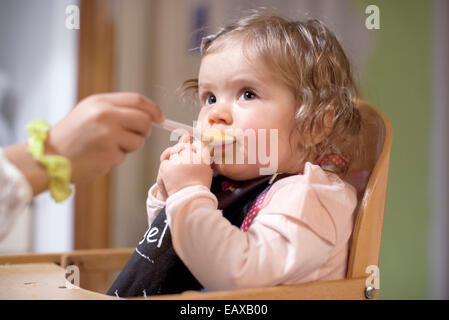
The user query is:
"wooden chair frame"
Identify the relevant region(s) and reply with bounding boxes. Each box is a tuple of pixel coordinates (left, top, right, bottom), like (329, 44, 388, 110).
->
(0, 102, 392, 300)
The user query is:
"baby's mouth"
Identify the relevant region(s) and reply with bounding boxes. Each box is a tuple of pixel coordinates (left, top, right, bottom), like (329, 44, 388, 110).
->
(201, 130, 236, 156)
(201, 130, 236, 147)
(201, 131, 239, 168)
(210, 140, 236, 157)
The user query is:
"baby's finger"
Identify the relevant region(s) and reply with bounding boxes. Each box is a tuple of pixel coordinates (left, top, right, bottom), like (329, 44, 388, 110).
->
(160, 147, 175, 162)
(156, 169, 169, 200)
(190, 138, 205, 151)
(160, 144, 187, 162)
(178, 134, 192, 144)
(179, 145, 197, 163)
(159, 145, 179, 162)
(168, 152, 182, 165)
(192, 139, 211, 164)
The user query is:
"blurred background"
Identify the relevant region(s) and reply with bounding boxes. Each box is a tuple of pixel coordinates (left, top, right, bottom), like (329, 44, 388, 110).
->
(0, 0, 447, 299)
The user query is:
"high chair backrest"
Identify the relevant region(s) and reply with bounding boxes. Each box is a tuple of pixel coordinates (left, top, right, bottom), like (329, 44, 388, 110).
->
(344, 100, 393, 279)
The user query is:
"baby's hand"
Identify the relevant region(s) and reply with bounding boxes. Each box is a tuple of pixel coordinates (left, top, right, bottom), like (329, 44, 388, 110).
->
(157, 135, 212, 198)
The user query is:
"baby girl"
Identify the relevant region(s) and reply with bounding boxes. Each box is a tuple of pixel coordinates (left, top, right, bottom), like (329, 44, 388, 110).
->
(108, 12, 361, 297)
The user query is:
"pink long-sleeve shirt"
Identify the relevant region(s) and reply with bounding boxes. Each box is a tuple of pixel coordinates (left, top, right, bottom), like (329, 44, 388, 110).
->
(146, 162, 357, 291)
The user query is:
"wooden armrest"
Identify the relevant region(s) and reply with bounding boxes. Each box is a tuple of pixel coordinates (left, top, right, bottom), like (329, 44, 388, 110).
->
(0, 252, 64, 265)
(61, 248, 134, 272)
(142, 277, 375, 300)
(0, 248, 134, 273)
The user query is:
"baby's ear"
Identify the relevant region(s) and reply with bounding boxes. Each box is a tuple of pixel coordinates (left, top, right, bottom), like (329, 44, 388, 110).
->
(303, 107, 335, 146)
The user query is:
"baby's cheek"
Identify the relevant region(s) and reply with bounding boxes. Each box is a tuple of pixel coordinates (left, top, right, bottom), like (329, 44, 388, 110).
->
(260, 126, 297, 169)
(241, 126, 280, 166)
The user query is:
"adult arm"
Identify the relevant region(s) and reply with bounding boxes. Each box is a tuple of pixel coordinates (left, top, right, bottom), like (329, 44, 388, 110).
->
(4, 92, 164, 196)
(0, 92, 164, 239)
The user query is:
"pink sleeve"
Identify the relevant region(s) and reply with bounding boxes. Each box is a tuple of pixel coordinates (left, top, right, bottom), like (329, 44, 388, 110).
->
(146, 184, 165, 227)
(164, 165, 355, 291)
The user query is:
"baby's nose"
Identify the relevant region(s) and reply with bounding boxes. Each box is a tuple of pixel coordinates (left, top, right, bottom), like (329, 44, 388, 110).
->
(208, 103, 233, 126)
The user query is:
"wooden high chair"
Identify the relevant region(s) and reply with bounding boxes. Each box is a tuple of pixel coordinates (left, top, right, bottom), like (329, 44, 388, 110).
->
(0, 101, 392, 300)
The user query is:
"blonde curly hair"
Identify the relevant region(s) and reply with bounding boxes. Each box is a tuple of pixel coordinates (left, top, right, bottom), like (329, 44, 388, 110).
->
(181, 12, 362, 174)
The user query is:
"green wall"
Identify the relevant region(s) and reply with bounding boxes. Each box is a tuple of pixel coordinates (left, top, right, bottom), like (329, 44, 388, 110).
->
(357, 0, 432, 299)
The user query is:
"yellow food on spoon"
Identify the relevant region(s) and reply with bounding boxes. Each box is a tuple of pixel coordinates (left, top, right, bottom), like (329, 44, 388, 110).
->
(201, 130, 235, 158)
(201, 130, 235, 146)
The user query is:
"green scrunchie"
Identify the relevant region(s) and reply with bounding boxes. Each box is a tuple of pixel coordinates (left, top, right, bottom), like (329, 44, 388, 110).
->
(26, 120, 72, 202)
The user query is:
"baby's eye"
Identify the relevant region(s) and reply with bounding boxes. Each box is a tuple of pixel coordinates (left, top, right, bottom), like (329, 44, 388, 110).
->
(239, 90, 257, 101)
(205, 94, 217, 105)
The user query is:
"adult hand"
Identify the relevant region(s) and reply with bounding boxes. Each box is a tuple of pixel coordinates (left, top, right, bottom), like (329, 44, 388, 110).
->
(46, 92, 164, 184)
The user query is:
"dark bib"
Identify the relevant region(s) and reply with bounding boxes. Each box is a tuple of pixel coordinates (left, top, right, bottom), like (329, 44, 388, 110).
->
(107, 173, 291, 297)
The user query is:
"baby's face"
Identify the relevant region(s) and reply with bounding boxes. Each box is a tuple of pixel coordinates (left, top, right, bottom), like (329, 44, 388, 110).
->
(197, 41, 302, 180)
